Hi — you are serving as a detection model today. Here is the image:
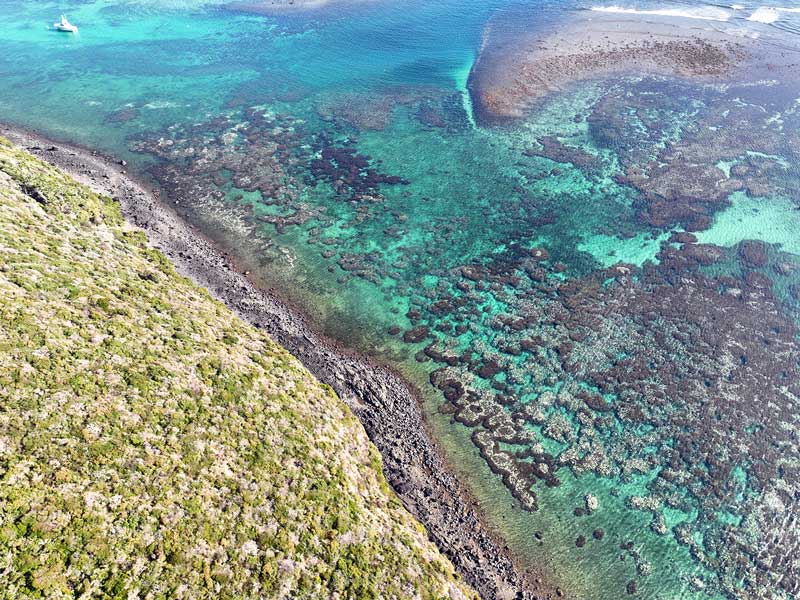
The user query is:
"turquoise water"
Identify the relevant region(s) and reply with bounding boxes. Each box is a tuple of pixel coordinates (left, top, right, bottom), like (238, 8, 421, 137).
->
(2, 1, 800, 598)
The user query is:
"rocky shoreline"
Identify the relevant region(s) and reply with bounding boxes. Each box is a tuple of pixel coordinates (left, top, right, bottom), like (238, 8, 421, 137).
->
(0, 124, 549, 600)
(468, 11, 752, 123)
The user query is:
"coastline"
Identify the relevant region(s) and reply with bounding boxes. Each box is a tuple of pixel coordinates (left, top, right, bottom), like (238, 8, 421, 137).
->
(0, 123, 548, 600)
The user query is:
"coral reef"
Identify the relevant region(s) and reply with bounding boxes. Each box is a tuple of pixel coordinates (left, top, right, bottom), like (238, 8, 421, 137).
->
(316, 87, 463, 132)
(121, 54, 800, 600)
(592, 79, 800, 232)
(468, 11, 747, 121)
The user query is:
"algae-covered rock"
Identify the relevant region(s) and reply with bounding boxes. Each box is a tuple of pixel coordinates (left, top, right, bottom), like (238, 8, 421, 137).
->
(0, 137, 476, 600)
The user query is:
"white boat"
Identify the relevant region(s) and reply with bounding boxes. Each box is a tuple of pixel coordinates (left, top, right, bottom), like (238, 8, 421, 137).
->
(53, 15, 78, 33)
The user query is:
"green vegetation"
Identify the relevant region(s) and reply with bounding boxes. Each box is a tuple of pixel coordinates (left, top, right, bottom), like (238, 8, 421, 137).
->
(0, 138, 475, 600)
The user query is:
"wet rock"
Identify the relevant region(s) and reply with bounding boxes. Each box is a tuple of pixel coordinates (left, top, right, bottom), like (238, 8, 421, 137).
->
(738, 240, 769, 268)
(670, 231, 698, 244)
(403, 326, 430, 344)
(525, 136, 603, 174)
(105, 107, 140, 124)
(529, 247, 550, 262)
(477, 359, 503, 379)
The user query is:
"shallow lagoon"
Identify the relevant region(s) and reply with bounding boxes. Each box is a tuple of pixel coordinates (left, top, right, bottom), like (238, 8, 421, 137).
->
(2, 1, 800, 598)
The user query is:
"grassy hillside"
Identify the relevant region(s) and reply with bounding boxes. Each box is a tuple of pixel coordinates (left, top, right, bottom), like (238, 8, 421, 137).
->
(0, 137, 476, 600)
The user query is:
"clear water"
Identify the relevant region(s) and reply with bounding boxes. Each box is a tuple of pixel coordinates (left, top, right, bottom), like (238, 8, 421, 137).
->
(2, 1, 800, 599)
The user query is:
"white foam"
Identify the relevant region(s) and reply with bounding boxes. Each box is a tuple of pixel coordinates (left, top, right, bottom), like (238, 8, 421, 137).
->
(748, 6, 800, 24)
(749, 7, 780, 22)
(143, 101, 179, 109)
(590, 5, 732, 22)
